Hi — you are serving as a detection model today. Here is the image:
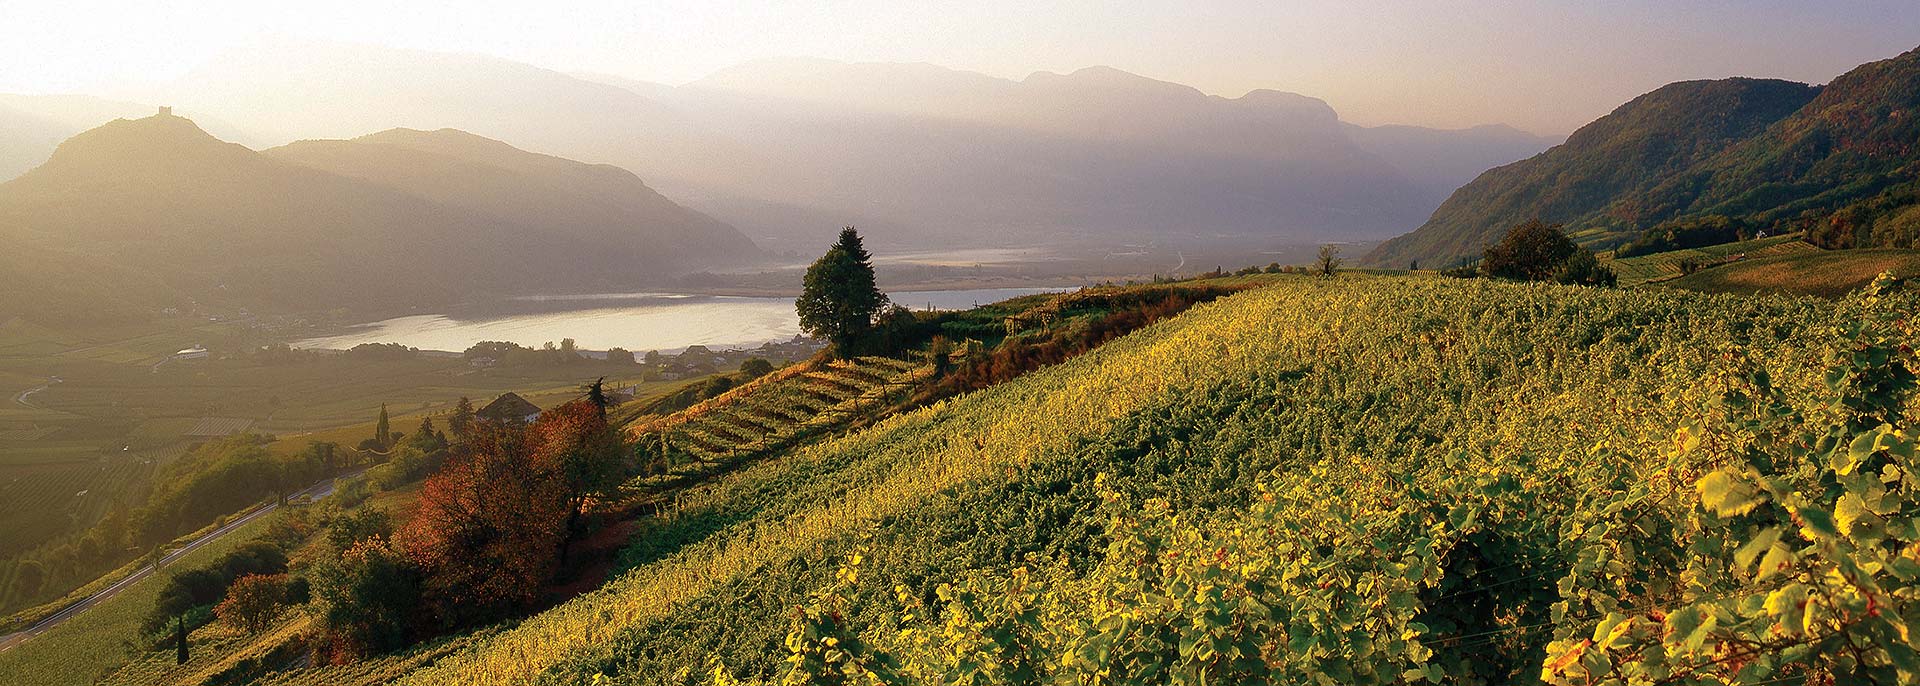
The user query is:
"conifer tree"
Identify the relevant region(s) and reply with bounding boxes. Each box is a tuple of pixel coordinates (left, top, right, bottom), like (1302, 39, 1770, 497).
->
(174, 615, 189, 665)
(449, 397, 475, 439)
(586, 377, 609, 417)
(374, 404, 391, 451)
(796, 227, 886, 356)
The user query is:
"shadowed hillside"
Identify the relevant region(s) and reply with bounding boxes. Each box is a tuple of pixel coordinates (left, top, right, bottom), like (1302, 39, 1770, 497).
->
(1370, 45, 1920, 268)
(0, 112, 760, 318)
(1367, 78, 1819, 267)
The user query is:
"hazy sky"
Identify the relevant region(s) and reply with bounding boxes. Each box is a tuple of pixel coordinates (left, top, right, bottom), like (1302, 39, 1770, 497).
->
(4, 1, 1918, 134)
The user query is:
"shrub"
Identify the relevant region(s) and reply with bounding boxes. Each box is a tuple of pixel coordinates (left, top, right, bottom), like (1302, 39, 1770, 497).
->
(143, 541, 289, 635)
(702, 376, 735, 400)
(1552, 249, 1618, 287)
(215, 573, 290, 633)
(311, 536, 422, 661)
(738, 358, 775, 379)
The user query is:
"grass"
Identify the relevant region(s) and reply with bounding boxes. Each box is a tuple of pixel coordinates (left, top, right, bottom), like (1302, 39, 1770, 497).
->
(1659, 247, 1920, 297)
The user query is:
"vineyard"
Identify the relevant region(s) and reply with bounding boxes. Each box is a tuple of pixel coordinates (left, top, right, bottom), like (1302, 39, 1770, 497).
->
(95, 614, 496, 686)
(637, 356, 929, 464)
(11, 273, 1917, 685)
(1663, 247, 1920, 298)
(1606, 234, 1817, 286)
(241, 273, 1896, 686)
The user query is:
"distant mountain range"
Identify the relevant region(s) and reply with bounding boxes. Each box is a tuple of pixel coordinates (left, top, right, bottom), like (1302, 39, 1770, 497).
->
(0, 112, 756, 322)
(1369, 45, 1920, 268)
(119, 41, 1551, 251)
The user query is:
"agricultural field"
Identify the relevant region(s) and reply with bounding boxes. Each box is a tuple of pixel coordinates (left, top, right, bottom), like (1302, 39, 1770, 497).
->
(165, 273, 1899, 685)
(1659, 246, 1920, 298)
(0, 303, 695, 621)
(639, 356, 929, 463)
(10, 272, 1915, 685)
(1603, 233, 1817, 286)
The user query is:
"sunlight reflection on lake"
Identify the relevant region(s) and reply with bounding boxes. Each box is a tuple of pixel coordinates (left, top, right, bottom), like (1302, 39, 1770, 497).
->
(294, 288, 1068, 353)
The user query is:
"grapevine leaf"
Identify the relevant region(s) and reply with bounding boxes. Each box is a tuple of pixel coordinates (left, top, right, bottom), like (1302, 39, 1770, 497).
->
(1836, 493, 1872, 536)
(1757, 544, 1796, 581)
(1662, 606, 1702, 645)
(1795, 505, 1839, 541)
(1698, 470, 1766, 518)
(1733, 527, 1782, 576)
(1684, 612, 1717, 653)
(1765, 584, 1808, 637)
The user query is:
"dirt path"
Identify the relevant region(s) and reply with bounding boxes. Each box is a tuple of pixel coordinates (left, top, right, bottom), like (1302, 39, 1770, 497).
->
(12, 377, 56, 408)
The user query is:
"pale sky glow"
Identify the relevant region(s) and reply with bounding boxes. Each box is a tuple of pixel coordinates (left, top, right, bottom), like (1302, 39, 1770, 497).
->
(3, 0, 1918, 134)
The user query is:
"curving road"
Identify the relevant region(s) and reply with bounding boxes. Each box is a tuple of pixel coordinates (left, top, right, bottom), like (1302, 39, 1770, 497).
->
(0, 471, 361, 652)
(12, 377, 57, 409)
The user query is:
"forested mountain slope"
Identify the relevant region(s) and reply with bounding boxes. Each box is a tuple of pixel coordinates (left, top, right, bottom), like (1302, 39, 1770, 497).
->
(1368, 78, 1818, 267)
(290, 274, 1916, 685)
(1370, 45, 1920, 268)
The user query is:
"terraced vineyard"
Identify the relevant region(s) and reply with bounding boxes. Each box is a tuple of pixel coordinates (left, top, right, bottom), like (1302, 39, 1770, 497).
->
(1605, 233, 1817, 286)
(640, 356, 929, 464)
(25, 273, 1919, 686)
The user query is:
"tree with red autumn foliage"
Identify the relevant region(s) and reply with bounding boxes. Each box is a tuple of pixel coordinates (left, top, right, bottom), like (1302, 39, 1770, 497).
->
(215, 573, 289, 633)
(397, 421, 568, 626)
(526, 399, 627, 564)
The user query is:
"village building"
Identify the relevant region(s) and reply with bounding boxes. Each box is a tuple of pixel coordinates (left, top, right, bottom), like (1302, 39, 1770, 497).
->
(476, 392, 541, 425)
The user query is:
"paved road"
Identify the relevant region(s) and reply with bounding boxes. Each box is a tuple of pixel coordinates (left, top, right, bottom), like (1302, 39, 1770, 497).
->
(0, 471, 361, 652)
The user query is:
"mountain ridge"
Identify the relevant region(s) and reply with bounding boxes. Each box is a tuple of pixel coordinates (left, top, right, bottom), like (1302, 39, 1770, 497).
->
(1366, 77, 1823, 266)
(1368, 45, 1920, 267)
(0, 113, 760, 319)
(158, 41, 1553, 249)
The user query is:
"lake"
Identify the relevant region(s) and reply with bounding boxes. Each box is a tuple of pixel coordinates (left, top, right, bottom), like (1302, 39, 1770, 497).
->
(294, 287, 1069, 353)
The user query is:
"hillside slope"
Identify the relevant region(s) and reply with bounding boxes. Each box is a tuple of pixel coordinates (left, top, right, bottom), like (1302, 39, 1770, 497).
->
(1659, 247, 1920, 297)
(1368, 78, 1818, 267)
(1370, 45, 1920, 268)
(1665, 47, 1920, 249)
(266, 128, 757, 276)
(258, 275, 1880, 686)
(0, 113, 758, 317)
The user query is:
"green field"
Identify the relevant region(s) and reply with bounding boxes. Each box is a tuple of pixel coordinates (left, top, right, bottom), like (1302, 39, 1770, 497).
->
(1603, 232, 1816, 286)
(1659, 246, 1920, 297)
